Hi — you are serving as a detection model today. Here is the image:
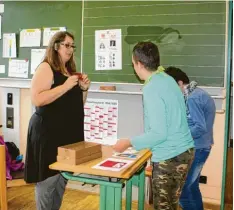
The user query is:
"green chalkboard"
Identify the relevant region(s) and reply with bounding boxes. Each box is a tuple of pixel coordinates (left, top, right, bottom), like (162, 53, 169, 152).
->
(0, 1, 82, 79)
(0, 1, 227, 86)
(82, 1, 227, 86)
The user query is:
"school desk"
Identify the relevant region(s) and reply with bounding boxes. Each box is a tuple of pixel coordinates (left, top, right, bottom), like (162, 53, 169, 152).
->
(49, 145, 152, 210)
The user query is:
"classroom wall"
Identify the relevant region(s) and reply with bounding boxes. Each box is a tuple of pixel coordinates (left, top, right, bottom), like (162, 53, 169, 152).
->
(0, 87, 227, 204)
(19, 88, 31, 159)
(200, 112, 226, 203)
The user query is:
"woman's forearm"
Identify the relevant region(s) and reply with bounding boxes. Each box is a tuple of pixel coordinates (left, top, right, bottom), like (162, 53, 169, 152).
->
(83, 91, 88, 104)
(32, 84, 69, 107)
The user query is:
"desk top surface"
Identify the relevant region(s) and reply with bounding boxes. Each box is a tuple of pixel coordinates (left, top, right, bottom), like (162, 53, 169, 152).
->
(49, 146, 152, 179)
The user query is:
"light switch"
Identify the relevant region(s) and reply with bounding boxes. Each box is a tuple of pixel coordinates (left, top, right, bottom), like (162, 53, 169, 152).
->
(6, 107, 14, 129)
(7, 93, 13, 105)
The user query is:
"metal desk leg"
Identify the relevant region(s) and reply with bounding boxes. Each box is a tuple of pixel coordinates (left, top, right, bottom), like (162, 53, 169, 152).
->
(138, 169, 146, 210)
(61, 172, 123, 210)
(100, 185, 106, 210)
(100, 183, 122, 210)
(114, 186, 122, 210)
(125, 179, 132, 210)
(126, 167, 146, 210)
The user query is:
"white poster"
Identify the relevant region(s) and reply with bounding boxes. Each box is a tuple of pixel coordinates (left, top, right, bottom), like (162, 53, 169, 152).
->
(3, 33, 16, 58)
(95, 29, 122, 70)
(84, 98, 118, 145)
(43, 27, 66, 46)
(31, 49, 46, 74)
(8, 59, 29, 78)
(20, 29, 41, 47)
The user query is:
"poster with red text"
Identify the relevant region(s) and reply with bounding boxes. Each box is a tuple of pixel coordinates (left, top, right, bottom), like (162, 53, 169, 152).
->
(84, 98, 118, 145)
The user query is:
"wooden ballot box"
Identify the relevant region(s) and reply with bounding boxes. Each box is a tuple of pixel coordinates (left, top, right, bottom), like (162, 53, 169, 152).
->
(57, 141, 102, 165)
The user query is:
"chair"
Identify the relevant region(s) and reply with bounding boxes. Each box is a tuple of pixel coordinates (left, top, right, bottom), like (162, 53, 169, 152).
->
(0, 144, 28, 210)
(0, 145, 8, 210)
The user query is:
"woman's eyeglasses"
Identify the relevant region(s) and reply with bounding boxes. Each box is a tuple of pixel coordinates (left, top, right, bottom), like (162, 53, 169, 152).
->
(60, 43, 76, 51)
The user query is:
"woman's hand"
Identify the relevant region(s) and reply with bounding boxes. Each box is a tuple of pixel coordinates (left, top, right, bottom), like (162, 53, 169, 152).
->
(79, 74, 91, 91)
(64, 75, 79, 90)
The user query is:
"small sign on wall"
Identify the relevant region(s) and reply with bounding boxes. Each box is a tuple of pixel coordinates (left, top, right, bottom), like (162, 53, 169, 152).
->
(95, 29, 122, 70)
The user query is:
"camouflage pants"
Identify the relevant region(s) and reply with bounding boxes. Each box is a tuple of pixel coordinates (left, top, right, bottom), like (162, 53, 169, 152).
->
(152, 149, 194, 210)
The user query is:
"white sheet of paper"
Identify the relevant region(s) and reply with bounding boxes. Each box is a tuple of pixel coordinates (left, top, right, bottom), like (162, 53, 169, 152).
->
(43, 27, 66, 46)
(31, 49, 46, 74)
(95, 29, 122, 70)
(84, 98, 118, 145)
(8, 59, 29, 78)
(0, 4, 4, 13)
(3, 33, 16, 58)
(0, 16, 2, 39)
(20, 29, 41, 47)
(0, 65, 5, 73)
(92, 158, 133, 172)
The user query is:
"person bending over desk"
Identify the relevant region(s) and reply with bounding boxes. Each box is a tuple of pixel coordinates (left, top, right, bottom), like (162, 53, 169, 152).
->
(24, 31, 90, 210)
(165, 67, 216, 210)
(113, 41, 194, 210)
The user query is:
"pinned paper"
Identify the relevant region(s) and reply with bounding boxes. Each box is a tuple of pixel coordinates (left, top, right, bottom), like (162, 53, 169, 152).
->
(3, 33, 16, 58)
(0, 16, 2, 39)
(31, 49, 46, 74)
(0, 4, 4, 13)
(43, 27, 66, 46)
(0, 65, 5, 73)
(95, 29, 122, 70)
(8, 59, 29, 78)
(20, 28, 41, 47)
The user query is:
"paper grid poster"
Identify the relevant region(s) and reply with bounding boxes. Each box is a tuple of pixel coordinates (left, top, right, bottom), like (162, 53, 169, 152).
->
(84, 98, 118, 145)
(3, 33, 16, 58)
(43, 27, 66, 46)
(95, 29, 122, 70)
(20, 29, 41, 47)
(8, 59, 29, 78)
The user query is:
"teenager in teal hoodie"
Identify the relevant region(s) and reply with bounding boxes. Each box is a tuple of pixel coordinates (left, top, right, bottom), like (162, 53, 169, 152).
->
(113, 42, 194, 210)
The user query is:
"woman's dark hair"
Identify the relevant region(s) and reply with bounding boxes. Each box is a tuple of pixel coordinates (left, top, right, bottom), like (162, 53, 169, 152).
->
(132, 41, 160, 71)
(43, 31, 76, 74)
(165, 66, 190, 84)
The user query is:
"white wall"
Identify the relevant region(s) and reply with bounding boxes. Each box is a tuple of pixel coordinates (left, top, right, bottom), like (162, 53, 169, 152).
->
(1, 87, 20, 148)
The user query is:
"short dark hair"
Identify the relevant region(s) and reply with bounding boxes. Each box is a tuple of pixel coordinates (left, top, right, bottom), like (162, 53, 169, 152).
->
(132, 41, 160, 71)
(165, 66, 190, 84)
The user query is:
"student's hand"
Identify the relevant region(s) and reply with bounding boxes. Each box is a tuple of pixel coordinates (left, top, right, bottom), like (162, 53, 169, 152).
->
(79, 74, 91, 91)
(113, 139, 132, 153)
(64, 75, 78, 90)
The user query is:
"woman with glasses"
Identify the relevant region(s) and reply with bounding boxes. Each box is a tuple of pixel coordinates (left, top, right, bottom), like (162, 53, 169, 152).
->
(24, 31, 90, 210)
